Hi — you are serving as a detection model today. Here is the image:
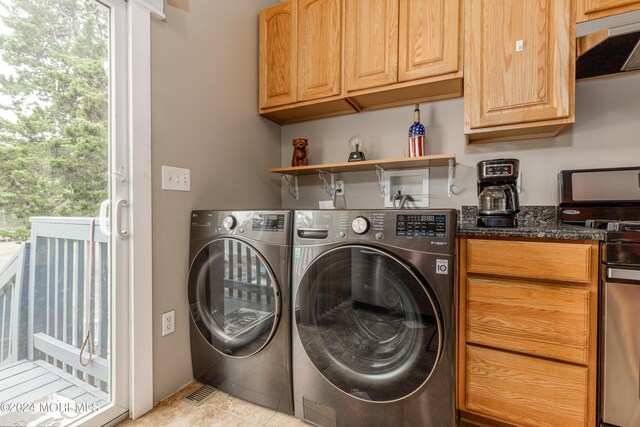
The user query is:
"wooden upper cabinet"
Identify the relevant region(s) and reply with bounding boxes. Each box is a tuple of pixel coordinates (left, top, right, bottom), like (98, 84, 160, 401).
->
(258, 0, 462, 123)
(298, 0, 342, 101)
(345, 0, 462, 92)
(466, 0, 573, 128)
(345, 0, 399, 92)
(398, 0, 461, 82)
(464, 0, 575, 141)
(578, 0, 640, 22)
(259, 1, 297, 109)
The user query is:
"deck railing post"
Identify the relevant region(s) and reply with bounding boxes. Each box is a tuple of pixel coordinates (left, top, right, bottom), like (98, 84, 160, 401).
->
(16, 242, 30, 362)
(27, 223, 38, 361)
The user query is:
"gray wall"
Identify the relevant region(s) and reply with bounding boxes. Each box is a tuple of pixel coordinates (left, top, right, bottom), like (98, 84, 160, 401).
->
(281, 72, 640, 209)
(150, 0, 281, 403)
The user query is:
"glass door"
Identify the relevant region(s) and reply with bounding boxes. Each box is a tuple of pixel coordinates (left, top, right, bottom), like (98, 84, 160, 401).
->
(295, 245, 442, 402)
(0, 0, 129, 424)
(188, 238, 281, 358)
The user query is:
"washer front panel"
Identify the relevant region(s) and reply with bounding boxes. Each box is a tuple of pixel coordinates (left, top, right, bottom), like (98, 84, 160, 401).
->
(188, 237, 280, 358)
(294, 245, 442, 402)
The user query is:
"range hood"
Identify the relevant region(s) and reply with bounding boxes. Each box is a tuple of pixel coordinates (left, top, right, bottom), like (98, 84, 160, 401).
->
(577, 10, 640, 79)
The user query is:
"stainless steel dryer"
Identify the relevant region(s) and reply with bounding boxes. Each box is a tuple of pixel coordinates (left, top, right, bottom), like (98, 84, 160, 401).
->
(292, 209, 456, 426)
(188, 210, 293, 414)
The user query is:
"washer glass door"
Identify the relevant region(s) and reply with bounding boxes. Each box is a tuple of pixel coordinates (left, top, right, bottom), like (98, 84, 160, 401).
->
(189, 238, 280, 357)
(295, 245, 442, 402)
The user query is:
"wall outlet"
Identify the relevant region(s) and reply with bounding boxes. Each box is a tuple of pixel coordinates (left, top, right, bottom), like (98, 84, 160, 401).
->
(335, 180, 345, 196)
(162, 165, 191, 191)
(162, 310, 175, 336)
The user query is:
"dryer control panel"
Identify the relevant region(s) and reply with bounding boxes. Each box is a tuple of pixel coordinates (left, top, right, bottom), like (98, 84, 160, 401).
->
(396, 214, 446, 238)
(190, 210, 292, 247)
(252, 214, 286, 232)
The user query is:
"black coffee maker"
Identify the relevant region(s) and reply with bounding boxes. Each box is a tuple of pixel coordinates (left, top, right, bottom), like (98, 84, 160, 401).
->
(477, 159, 520, 227)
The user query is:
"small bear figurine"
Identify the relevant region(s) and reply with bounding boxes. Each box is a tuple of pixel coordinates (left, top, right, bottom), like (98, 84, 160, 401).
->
(291, 138, 309, 167)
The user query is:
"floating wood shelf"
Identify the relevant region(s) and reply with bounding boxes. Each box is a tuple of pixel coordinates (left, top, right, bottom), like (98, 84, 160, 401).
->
(268, 154, 456, 176)
(271, 154, 457, 200)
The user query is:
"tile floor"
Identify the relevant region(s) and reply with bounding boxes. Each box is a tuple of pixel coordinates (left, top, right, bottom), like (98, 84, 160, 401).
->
(118, 381, 477, 427)
(118, 382, 308, 427)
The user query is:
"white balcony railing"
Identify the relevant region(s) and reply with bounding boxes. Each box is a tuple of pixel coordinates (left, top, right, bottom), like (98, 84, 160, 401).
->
(0, 217, 109, 396)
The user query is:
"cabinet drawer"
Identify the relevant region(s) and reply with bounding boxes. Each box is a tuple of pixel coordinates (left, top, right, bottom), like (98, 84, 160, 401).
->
(466, 239, 592, 283)
(466, 277, 591, 364)
(465, 345, 589, 427)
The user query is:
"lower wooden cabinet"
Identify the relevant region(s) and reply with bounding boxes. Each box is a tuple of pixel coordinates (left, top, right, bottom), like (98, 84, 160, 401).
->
(465, 346, 590, 427)
(457, 237, 599, 427)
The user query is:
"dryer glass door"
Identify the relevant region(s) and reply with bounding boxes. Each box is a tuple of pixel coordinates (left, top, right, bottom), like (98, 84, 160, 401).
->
(189, 238, 280, 358)
(295, 245, 442, 402)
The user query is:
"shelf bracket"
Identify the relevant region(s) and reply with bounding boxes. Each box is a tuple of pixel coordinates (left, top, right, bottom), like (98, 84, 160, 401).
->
(447, 159, 454, 198)
(375, 165, 386, 199)
(281, 174, 299, 200)
(318, 170, 336, 199)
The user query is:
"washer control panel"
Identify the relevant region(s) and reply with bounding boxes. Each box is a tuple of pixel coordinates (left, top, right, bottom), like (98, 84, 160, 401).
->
(396, 214, 446, 237)
(296, 210, 455, 253)
(252, 213, 286, 232)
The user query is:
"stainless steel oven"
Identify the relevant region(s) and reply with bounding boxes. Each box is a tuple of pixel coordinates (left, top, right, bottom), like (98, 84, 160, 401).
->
(558, 167, 640, 427)
(600, 225, 640, 426)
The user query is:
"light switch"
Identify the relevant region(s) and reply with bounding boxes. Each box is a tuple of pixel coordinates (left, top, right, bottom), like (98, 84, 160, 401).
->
(162, 165, 191, 191)
(516, 40, 524, 52)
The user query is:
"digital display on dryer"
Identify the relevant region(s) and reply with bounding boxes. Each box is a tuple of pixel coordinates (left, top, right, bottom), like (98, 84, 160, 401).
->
(252, 214, 285, 232)
(396, 214, 446, 237)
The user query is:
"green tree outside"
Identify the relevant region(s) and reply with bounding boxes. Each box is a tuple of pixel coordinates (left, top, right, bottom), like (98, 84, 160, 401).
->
(0, 0, 109, 240)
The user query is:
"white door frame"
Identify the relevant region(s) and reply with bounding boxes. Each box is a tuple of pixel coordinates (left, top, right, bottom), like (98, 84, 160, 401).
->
(126, 0, 161, 420)
(76, 0, 160, 424)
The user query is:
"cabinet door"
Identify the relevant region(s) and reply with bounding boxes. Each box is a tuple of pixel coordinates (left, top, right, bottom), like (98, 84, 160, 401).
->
(465, 345, 590, 427)
(259, 1, 297, 109)
(298, 0, 342, 101)
(398, 0, 461, 82)
(579, 0, 640, 21)
(584, 0, 640, 11)
(465, 0, 574, 129)
(345, 0, 398, 92)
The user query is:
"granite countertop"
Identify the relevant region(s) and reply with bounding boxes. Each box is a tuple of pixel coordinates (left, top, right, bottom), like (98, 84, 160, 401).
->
(458, 206, 607, 241)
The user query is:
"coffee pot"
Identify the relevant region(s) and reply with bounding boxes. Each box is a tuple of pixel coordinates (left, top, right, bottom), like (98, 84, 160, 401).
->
(477, 159, 520, 227)
(479, 185, 518, 215)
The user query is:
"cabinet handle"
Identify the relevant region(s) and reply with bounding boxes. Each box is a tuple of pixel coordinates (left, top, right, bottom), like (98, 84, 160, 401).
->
(607, 267, 640, 283)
